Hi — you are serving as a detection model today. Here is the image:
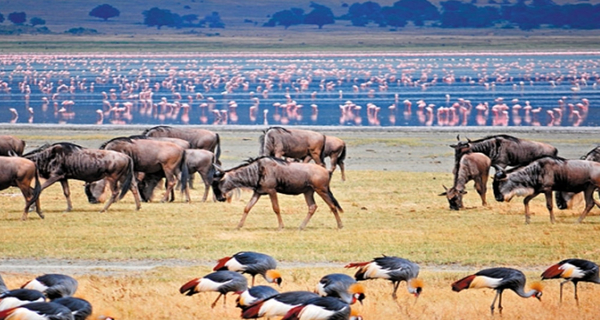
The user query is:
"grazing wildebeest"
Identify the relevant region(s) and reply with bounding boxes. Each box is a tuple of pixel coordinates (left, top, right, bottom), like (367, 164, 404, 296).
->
(304, 135, 347, 181)
(136, 149, 217, 202)
(0, 156, 42, 220)
(493, 157, 600, 224)
(143, 125, 221, 162)
(24, 142, 140, 212)
(94, 136, 189, 203)
(439, 152, 491, 210)
(212, 157, 344, 230)
(0, 135, 25, 156)
(259, 127, 326, 166)
(451, 134, 557, 170)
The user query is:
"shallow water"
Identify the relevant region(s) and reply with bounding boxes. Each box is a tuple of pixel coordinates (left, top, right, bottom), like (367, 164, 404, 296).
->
(1, 52, 598, 127)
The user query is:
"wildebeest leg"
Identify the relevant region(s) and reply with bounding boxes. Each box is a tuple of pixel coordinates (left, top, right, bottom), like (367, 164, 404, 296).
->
(523, 194, 537, 224)
(199, 172, 210, 202)
(577, 187, 597, 223)
(60, 180, 73, 212)
(268, 192, 284, 230)
(474, 177, 487, 206)
(315, 189, 344, 229)
(338, 160, 346, 182)
(161, 174, 177, 203)
(100, 178, 119, 212)
(329, 153, 338, 177)
(544, 190, 556, 224)
(17, 179, 43, 220)
(129, 178, 142, 210)
(299, 190, 318, 230)
(237, 192, 261, 229)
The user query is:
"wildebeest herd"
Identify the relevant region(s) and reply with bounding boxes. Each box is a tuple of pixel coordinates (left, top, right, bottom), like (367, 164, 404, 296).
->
(1, 126, 600, 227)
(443, 134, 600, 224)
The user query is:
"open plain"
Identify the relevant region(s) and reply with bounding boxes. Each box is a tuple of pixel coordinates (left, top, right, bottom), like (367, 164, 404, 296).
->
(0, 125, 600, 319)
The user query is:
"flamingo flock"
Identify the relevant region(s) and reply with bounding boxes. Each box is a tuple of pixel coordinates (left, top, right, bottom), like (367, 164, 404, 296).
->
(0, 53, 598, 127)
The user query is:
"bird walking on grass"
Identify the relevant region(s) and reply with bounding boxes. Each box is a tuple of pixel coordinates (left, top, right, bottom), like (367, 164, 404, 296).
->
(452, 267, 543, 315)
(282, 296, 355, 320)
(214, 251, 282, 287)
(21, 274, 78, 300)
(345, 255, 422, 299)
(315, 273, 365, 305)
(541, 258, 600, 304)
(0, 302, 74, 320)
(241, 291, 319, 319)
(180, 270, 248, 308)
(236, 285, 279, 310)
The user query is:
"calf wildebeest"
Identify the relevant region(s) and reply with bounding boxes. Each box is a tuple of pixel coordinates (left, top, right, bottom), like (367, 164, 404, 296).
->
(259, 127, 326, 166)
(304, 135, 347, 181)
(451, 134, 557, 170)
(439, 152, 491, 210)
(493, 157, 600, 224)
(212, 157, 344, 230)
(93, 136, 189, 203)
(0, 156, 42, 220)
(24, 142, 140, 212)
(135, 149, 217, 203)
(0, 135, 25, 156)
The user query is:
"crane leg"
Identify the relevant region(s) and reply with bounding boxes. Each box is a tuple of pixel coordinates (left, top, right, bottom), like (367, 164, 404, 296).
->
(392, 281, 400, 299)
(490, 290, 501, 315)
(210, 293, 223, 308)
(559, 280, 568, 303)
(498, 291, 503, 314)
(574, 282, 579, 306)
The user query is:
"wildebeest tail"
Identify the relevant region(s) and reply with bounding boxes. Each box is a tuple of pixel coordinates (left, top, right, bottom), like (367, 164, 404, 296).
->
(258, 131, 266, 156)
(179, 150, 190, 192)
(214, 133, 222, 165)
(319, 135, 326, 164)
(28, 168, 42, 207)
(329, 189, 343, 213)
(338, 143, 346, 165)
(119, 157, 135, 200)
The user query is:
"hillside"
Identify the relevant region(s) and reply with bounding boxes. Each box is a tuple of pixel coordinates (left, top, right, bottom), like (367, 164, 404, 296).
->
(0, 0, 600, 52)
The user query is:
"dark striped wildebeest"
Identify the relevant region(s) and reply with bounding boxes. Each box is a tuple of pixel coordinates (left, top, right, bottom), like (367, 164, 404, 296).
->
(0, 156, 42, 220)
(142, 125, 221, 163)
(212, 156, 344, 230)
(304, 135, 347, 181)
(0, 135, 25, 156)
(439, 152, 491, 210)
(23, 142, 140, 213)
(493, 156, 600, 224)
(259, 127, 326, 166)
(451, 134, 558, 171)
(94, 136, 190, 203)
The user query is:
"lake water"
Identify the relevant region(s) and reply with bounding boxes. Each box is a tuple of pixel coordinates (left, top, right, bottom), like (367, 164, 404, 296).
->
(1, 52, 599, 127)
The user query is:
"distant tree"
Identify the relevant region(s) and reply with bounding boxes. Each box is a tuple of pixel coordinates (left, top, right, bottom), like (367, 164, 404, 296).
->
(30, 17, 45, 26)
(304, 2, 335, 29)
(347, 2, 384, 26)
(200, 12, 225, 28)
(8, 12, 26, 25)
(266, 8, 304, 28)
(440, 0, 498, 28)
(181, 14, 199, 24)
(0, 13, 5, 24)
(391, 0, 440, 24)
(143, 7, 176, 29)
(89, 4, 120, 21)
(65, 27, 98, 35)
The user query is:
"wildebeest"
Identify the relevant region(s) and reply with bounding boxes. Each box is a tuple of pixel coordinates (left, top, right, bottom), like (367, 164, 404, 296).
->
(23, 142, 140, 212)
(143, 125, 221, 162)
(451, 134, 557, 170)
(136, 149, 217, 202)
(212, 157, 344, 230)
(92, 136, 189, 203)
(304, 135, 347, 181)
(0, 135, 25, 156)
(493, 157, 600, 224)
(259, 127, 326, 166)
(556, 146, 600, 210)
(0, 156, 42, 220)
(439, 152, 491, 210)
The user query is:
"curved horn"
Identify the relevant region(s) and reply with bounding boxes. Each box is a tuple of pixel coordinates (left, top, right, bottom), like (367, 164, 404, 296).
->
(456, 134, 460, 141)
(466, 136, 472, 143)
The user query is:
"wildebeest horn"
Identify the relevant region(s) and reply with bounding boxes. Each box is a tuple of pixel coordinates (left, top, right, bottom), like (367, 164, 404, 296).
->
(442, 184, 448, 191)
(466, 136, 472, 142)
(438, 184, 448, 196)
(456, 134, 460, 141)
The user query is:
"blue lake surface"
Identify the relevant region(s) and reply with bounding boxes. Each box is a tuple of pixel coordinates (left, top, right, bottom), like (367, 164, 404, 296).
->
(0, 52, 599, 127)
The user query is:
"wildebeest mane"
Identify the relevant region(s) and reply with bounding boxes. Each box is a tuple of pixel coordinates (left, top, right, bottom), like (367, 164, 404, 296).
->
(128, 135, 149, 140)
(99, 136, 135, 149)
(582, 146, 600, 161)
(23, 142, 84, 158)
(142, 125, 173, 136)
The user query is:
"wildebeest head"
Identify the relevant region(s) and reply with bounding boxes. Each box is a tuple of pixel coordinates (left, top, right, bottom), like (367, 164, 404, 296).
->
(492, 166, 509, 202)
(84, 179, 107, 204)
(555, 191, 571, 210)
(211, 164, 227, 202)
(439, 185, 467, 210)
